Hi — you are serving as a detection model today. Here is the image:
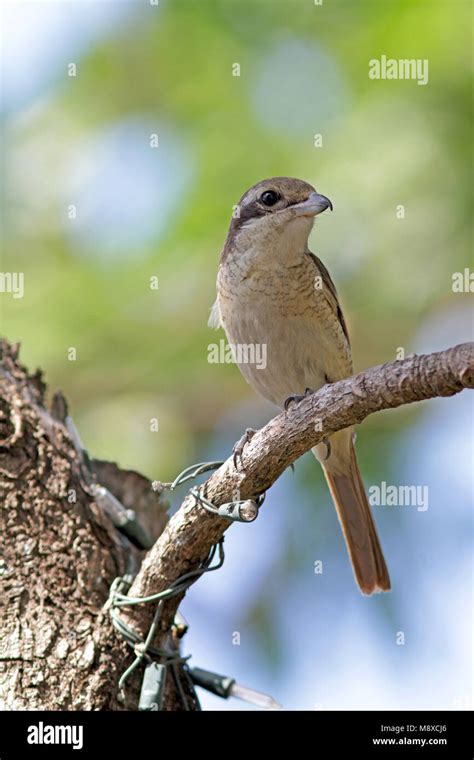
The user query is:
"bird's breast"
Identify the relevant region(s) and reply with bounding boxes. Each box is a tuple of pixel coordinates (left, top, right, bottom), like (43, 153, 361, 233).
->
(216, 253, 351, 407)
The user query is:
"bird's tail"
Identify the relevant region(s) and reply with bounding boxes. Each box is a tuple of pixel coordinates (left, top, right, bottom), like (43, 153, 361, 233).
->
(314, 430, 391, 595)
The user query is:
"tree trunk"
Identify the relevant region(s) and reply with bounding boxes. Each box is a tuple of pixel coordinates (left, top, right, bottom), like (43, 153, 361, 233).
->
(0, 340, 194, 710)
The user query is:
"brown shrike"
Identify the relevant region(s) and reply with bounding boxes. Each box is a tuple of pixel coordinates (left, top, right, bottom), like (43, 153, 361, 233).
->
(209, 177, 390, 595)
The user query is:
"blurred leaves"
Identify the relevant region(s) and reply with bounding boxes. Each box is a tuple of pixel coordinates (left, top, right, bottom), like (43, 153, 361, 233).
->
(2, 0, 472, 472)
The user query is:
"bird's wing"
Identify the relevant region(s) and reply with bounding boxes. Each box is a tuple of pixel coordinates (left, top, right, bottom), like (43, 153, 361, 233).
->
(208, 299, 222, 329)
(308, 251, 351, 347)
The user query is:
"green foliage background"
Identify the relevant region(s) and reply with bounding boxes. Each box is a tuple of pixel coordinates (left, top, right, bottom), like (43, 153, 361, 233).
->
(3, 0, 472, 477)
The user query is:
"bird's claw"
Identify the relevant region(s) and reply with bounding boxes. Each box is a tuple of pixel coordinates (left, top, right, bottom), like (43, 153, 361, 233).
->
(284, 394, 304, 411)
(284, 387, 315, 411)
(232, 428, 257, 470)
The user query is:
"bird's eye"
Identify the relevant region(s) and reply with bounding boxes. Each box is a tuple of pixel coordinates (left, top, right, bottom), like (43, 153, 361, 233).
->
(260, 190, 281, 207)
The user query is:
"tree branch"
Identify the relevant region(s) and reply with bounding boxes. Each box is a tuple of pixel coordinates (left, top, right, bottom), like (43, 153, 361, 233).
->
(124, 342, 474, 640)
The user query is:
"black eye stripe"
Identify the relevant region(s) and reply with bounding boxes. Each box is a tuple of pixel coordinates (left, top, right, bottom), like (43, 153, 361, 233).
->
(229, 191, 286, 232)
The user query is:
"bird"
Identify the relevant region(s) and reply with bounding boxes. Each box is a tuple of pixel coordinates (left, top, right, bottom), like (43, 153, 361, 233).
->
(209, 176, 390, 595)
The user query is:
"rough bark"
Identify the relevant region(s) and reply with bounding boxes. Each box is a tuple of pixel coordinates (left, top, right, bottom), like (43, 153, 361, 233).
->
(0, 340, 177, 710)
(0, 339, 472, 710)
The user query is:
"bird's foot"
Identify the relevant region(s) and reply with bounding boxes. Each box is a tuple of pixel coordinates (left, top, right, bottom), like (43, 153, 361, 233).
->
(284, 387, 315, 412)
(232, 427, 257, 470)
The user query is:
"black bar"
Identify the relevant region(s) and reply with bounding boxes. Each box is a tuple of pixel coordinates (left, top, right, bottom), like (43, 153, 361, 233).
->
(0, 710, 471, 757)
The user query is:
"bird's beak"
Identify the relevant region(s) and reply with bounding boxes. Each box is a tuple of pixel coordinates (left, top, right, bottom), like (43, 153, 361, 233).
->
(292, 192, 333, 217)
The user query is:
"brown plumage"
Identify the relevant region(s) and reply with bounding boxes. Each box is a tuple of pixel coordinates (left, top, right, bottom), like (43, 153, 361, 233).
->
(210, 177, 390, 595)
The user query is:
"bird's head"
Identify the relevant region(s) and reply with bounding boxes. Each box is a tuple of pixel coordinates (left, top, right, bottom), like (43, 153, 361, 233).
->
(224, 177, 333, 262)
